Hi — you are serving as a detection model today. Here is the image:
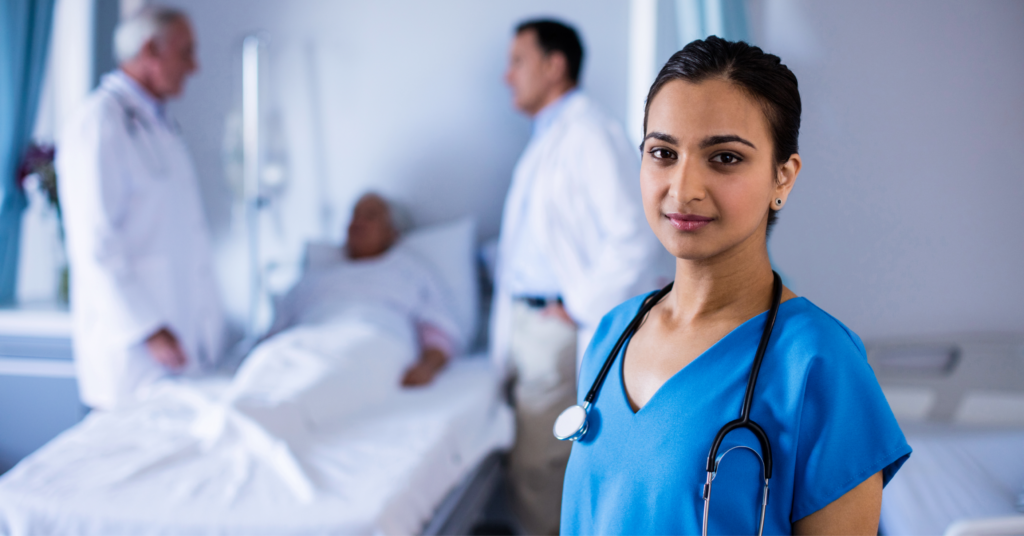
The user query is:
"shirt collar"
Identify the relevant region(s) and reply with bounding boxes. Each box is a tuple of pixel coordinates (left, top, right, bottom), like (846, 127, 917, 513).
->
(531, 88, 578, 140)
(110, 70, 167, 121)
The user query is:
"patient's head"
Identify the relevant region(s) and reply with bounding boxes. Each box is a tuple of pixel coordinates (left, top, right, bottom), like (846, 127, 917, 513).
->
(346, 193, 405, 259)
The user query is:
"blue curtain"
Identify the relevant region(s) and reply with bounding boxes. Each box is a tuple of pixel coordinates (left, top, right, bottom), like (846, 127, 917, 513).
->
(0, 0, 56, 304)
(676, 0, 750, 46)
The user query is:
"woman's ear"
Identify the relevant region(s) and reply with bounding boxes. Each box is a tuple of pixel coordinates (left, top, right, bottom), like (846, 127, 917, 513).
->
(772, 153, 801, 210)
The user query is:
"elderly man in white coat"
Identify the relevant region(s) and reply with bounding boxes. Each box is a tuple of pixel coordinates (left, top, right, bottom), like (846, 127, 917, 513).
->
(56, 6, 225, 410)
(492, 19, 670, 536)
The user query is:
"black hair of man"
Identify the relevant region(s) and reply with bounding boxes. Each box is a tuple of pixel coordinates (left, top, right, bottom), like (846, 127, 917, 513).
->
(515, 19, 584, 85)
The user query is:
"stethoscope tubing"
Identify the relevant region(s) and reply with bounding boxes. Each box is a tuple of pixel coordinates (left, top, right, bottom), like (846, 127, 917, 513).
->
(108, 89, 150, 136)
(582, 282, 673, 407)
(567, 271, 783, 535)
(705, 271, 782, 479)
(582, 272, 781, 424)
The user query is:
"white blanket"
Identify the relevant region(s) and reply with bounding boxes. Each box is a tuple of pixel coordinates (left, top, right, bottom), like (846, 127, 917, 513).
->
(0, 247, 508, 535)
(0, 358, 513, 535)
(231, 304, 419, 437)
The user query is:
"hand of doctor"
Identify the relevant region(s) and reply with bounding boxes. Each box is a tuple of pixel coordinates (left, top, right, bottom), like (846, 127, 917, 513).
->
(542, 302, 576, 327)
(401, 347, 448, 387)
(146, 328, 188, 370)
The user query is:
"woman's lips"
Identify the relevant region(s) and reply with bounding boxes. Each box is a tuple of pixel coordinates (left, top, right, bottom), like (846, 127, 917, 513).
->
(666, 213, 713, 231)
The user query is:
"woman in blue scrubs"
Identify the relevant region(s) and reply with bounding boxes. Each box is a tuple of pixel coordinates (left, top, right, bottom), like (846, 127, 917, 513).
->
(560, 37, 911, 535)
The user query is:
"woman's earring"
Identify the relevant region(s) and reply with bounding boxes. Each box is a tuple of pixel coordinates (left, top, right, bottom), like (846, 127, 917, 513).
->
(775, 198, 783, 207)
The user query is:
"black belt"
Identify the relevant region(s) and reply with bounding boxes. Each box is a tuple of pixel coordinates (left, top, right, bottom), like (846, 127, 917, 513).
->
(515, 295, 563, 309)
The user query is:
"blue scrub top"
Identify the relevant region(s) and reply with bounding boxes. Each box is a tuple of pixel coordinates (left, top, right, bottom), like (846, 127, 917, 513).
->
(561, 294, 911, 535)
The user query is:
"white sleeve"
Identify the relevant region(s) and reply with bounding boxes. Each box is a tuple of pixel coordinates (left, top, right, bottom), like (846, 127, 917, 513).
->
(58, 102, 164, 346)
(550, 121, 669, 332)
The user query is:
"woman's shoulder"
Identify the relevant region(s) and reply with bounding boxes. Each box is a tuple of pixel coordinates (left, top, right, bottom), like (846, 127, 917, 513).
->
(773, 298, 912, 514)
(776, 296, 868, 366)
(598, 291, 653, 328)
(582, 292, 655, 355)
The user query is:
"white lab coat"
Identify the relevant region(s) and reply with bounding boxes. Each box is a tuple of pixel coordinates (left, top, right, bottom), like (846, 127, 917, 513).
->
(491, 92, 672, 371)
(56, 72, 225, 410)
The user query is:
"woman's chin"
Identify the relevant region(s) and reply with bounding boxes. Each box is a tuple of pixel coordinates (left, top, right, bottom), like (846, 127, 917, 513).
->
(657, 234, 717, 261)
(657, 223, 768, 264)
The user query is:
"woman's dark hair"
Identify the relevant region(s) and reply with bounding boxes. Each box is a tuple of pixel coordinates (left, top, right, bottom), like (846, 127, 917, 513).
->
(516, 19, 584, 84)
(643, 36, 800, 234)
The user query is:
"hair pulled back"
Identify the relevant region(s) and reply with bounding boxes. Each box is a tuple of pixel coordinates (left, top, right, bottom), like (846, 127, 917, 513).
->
(643, 36, 801, 233)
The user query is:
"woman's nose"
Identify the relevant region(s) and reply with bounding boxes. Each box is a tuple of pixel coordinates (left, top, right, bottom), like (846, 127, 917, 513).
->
(668, 154, 706, 203)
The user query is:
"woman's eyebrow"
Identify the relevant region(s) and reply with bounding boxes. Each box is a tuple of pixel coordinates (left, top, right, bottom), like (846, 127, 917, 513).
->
(700, 134, 756, 149)
(643, 131, 678, 145)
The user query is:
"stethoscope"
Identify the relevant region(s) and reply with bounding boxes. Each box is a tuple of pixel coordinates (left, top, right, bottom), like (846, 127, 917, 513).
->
(106, 86, 176, 175)
(553, 271, 783, 536)
(109, 89, 152, 137)
(107, 83, 181, 137)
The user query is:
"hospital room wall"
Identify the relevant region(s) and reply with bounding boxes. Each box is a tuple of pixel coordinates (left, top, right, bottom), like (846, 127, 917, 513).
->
(128, 0, 1021, 339)
(743, 0, 1024, 340)
(159, 0, 631, 324)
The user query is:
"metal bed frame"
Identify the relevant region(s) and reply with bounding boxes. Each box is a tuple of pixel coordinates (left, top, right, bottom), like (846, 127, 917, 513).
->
(423, 451, 509, 535)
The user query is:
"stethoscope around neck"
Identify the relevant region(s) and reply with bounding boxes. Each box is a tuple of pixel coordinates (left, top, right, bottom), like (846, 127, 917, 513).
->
(553, 271, 784, 536)
(108, 89, 151, 136)
(105, 86, 177, 176)
(106, 83, 180, 137)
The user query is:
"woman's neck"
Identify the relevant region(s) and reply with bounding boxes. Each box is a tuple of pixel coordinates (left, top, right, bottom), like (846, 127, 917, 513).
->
(668, 237, 776, 325)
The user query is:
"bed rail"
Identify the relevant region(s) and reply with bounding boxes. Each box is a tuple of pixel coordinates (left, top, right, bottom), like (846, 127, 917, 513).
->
(422, 451, 506, 536)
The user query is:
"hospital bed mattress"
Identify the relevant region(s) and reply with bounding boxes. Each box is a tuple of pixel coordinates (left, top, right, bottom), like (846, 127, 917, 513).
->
(880, 423, 1024, 536)
(0, 357, 513, 536)
(868, 335, 1024, 535)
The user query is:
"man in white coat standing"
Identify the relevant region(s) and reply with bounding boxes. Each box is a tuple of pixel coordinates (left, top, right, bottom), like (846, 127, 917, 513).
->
(56, 6, 225, 410)
(493, 19, 669, 535)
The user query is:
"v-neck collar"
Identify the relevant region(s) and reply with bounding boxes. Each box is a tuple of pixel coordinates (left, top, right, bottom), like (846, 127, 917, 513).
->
(616, 297, 808, 416)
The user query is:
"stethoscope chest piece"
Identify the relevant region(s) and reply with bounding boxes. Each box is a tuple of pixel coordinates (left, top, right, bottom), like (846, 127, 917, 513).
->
(553, 403, 589, 441)
(552, 283, 675, 444)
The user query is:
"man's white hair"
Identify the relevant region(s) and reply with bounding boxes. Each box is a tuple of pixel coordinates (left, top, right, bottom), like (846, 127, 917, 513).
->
(113, 5, 187, 64)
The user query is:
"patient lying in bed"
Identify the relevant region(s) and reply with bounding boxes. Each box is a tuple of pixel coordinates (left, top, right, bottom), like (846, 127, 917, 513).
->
(265, 193, 461, 381)
(228, 193, 465, 434)
(0, 197, 508, 520)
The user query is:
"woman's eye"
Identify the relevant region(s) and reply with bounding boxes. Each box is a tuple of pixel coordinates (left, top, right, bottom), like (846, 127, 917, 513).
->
(710, 153, 742, 165)
(648, 148, 677, 160)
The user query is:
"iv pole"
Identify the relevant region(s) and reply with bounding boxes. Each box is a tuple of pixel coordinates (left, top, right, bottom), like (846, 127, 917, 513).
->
(242, 35, 262, 339)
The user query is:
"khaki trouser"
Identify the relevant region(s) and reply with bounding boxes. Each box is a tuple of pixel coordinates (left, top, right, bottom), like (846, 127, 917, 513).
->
(508, 301, 578, 536)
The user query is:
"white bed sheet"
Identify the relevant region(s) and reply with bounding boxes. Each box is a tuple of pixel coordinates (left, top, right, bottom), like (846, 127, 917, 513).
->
(880, 423, 1024, 536)
(0, 357, 513, 536)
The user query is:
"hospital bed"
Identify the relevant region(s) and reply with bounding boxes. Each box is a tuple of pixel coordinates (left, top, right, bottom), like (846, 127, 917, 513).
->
(871, 335, 1024, 536)
(0, 218, 516, 535)
(0, 357, 512, 535)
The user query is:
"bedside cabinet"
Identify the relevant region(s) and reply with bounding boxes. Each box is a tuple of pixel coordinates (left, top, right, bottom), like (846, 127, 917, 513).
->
(0, 309, 86, 474)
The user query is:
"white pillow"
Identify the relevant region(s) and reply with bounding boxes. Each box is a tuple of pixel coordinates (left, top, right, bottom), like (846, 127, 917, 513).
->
(397, 218, 478, 342)
(302, 217, 479, 343)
